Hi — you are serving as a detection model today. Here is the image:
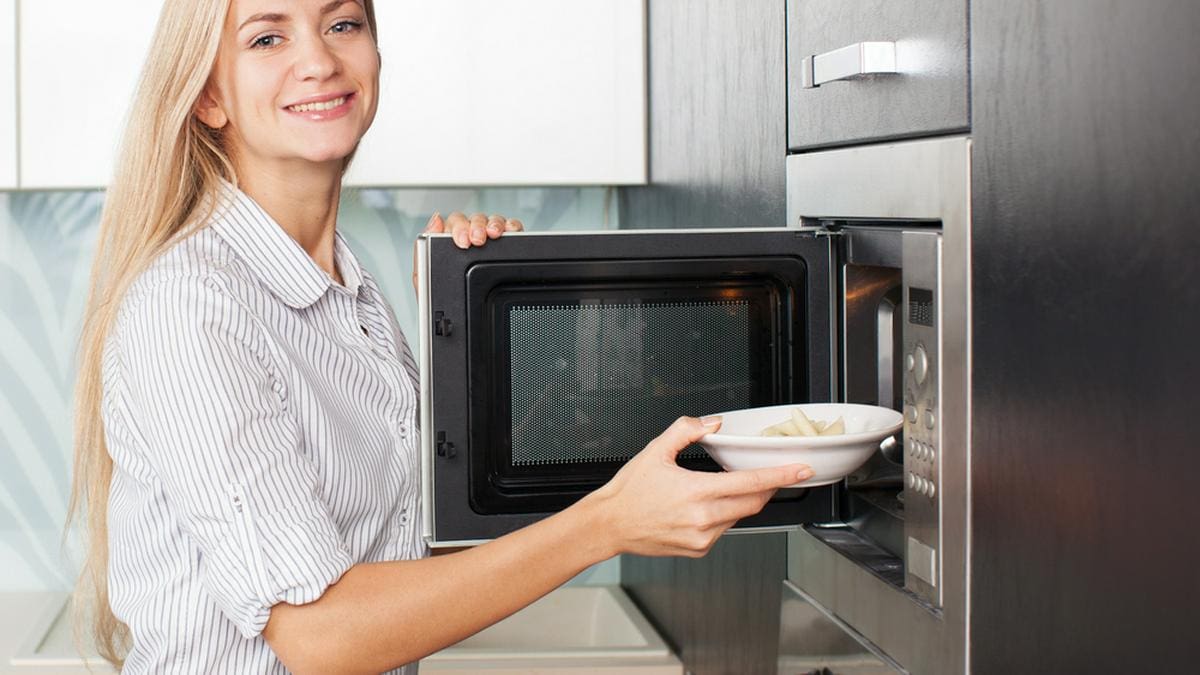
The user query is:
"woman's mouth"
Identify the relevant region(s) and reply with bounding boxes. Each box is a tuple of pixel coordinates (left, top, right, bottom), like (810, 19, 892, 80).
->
(284, 93, 356, 120)
(288, 96, 347, 113)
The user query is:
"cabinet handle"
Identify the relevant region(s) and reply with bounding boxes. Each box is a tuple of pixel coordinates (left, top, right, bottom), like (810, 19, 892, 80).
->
(801, 41, 897, 88)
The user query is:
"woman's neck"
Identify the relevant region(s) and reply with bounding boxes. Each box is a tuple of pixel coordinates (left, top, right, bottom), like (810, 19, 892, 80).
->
(236, 160, 344, 284)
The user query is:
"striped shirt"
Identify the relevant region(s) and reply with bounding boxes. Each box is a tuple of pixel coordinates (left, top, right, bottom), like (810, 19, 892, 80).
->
(101, 183, 426, 674)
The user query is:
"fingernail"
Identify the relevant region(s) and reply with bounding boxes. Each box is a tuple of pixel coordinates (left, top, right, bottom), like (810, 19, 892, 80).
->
(426, 211, 440, 227)
(454, 232, 468, 248)
(700, 415, 722, 428)
(487, 222, 501, 233)
(797, 467, 814, 480)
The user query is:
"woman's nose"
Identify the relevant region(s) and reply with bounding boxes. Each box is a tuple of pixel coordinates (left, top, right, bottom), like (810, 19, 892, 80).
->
(293, 37, 340, 81)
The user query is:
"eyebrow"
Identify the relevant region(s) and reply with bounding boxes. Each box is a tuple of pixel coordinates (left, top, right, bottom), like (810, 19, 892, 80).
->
(238, 1, 359, 32)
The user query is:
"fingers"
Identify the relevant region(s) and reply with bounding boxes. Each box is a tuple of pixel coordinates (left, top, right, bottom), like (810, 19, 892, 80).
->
(439, 212, 524, 248)
(424, 211, 444, 234)
(702, 463, 814, 498)
(647, 416, 722, 464)
(468, 213, 489, 246)
(486, 214, 506, 239)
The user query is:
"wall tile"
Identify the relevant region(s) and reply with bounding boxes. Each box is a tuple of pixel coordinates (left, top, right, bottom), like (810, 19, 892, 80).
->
(0, 186, 617, 591)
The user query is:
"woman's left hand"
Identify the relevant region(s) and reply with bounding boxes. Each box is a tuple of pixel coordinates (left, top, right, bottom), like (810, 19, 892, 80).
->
(413, 211, 525, 290)
(430, 211, 524, 249)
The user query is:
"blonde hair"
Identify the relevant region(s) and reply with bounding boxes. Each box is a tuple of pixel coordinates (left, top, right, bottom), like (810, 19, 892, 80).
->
(68, 0, 378, 666)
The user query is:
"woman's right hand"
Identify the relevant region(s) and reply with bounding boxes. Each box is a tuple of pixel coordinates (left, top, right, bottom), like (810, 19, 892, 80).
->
(585, 416, 815, 559)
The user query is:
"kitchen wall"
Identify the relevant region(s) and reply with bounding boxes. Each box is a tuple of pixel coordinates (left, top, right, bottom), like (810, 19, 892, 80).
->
(0, 185, 619, 592)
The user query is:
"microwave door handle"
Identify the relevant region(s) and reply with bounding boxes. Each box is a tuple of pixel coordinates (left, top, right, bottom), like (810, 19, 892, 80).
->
(877, 300, 895, 408)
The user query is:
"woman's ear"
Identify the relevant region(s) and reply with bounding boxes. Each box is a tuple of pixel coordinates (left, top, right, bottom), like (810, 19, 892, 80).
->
(194, 89, 228, 130)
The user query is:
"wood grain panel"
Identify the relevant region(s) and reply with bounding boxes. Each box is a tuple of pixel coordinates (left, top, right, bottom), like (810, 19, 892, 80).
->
(623, 534, 789, 675)
(618, 0, 788, 231)
(787, 0, 969, 150)
(970, 0, 1200, 671)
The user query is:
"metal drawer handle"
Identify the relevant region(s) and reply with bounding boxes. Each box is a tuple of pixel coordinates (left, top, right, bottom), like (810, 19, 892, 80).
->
(801, 41, 897, 88)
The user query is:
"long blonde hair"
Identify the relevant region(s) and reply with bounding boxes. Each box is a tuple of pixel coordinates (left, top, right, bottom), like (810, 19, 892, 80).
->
(68, 0, 378, 666)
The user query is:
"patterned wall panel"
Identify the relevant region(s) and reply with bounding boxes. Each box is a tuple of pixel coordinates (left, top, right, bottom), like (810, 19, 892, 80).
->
(0, 186, 618, 591)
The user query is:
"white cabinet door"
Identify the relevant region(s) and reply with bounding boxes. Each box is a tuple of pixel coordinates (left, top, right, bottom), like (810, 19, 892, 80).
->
(345, 0, 646, 187)
(19, 0, 157, 189)
(18, 0, 645, 189)
(0, 0, 16, 188)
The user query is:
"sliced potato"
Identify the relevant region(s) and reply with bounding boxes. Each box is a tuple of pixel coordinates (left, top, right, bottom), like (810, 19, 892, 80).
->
(790, 408, 819, 436)
(818, 416, 845, 436)
(778, 419, 803, 436)
(759, 408, 848, 437)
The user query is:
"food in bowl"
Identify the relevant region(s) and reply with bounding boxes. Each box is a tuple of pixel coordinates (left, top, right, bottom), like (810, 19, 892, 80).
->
(698, 403, 903, 487)
(760, 407, 845, 437)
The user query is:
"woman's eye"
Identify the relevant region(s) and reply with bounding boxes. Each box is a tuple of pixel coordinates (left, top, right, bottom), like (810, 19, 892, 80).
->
(251, 34, 283, 49)
(329, 20, 362, 35)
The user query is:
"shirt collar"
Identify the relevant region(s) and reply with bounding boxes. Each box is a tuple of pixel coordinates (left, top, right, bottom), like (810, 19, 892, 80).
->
(207, 181, 363, 309)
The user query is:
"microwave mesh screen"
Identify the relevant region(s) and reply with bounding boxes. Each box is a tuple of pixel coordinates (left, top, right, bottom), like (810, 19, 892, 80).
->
(508, 301, 754, 466)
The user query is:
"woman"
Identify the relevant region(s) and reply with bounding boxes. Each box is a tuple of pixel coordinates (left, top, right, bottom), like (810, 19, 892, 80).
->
(70, 0, 814, 672)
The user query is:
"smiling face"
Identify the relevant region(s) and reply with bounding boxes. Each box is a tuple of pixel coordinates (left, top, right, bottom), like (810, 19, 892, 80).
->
(196, 0, 379, 174)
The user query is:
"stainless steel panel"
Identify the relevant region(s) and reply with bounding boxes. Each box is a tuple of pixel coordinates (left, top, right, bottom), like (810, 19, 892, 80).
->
(900, 230, 942, 605)
(786, 137, 971, 675)
(778, 580, 904, 675)
(787, 0, 969, 150)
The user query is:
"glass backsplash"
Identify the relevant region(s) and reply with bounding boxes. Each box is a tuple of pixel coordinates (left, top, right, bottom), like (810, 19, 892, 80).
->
(0, 186, 619, 592)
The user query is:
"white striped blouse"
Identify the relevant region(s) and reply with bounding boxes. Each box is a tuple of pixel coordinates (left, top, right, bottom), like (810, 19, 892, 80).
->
(101, 183, 426, 674)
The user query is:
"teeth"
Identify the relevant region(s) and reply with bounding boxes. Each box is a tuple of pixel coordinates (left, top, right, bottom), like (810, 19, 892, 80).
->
(289, 96, 346, 113)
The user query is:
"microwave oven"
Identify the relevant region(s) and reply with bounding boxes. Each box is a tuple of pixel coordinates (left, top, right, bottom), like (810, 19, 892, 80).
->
(416, 137, 970, 651)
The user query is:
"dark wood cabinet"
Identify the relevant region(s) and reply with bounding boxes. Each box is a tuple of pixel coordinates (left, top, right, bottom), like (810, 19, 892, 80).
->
(969, 0, 1200, 672)
(787, 0, 969, 150)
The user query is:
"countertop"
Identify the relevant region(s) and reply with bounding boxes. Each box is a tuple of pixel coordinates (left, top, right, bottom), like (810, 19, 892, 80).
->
(0, 593, 105, 675)
(1, 590, 682, 675)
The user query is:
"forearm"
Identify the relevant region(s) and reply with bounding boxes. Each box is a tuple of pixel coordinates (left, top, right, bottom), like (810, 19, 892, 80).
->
(265, 490, 616, 674)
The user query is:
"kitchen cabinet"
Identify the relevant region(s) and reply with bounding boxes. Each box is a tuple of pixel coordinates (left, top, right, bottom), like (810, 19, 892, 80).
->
(969, 0, 1200, 671)
(0, 0, 16, 188)
(17, 0, 645, 189)
(345, 0, 646, 186)
(786, 0, 969, 150)
(18, 0, 157, 189)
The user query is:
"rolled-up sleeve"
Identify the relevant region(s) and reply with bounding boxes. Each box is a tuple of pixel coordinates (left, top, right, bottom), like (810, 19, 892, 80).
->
(114, 274, 355, 638)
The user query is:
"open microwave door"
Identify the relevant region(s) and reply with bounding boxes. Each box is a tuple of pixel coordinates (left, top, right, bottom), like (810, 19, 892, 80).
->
(416, 229, 834, 545)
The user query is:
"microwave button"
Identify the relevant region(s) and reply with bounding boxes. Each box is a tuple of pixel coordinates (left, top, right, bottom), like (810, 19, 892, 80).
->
(924, 410, 937, 430)
(914, 345, 930, 385)
(906, 405, 918, 424)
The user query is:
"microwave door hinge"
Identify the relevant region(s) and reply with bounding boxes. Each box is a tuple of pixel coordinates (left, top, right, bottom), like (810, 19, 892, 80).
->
(433, 311, 453, 337)
(797, 227, 844, 239)
(435, 431, 456, 459)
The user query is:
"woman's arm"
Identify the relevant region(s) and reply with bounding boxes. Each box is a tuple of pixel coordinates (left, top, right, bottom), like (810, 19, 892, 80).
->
(263, 417, 813, 674)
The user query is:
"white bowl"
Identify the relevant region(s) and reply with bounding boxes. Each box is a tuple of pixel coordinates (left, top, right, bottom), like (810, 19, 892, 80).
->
(697, 403, 904, 487)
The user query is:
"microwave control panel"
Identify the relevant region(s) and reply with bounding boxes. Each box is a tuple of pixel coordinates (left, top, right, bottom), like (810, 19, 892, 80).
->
(902, 232, 943, 607)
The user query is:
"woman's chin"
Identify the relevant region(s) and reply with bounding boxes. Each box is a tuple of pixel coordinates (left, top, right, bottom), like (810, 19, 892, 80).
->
(292, 141, 361, 167)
